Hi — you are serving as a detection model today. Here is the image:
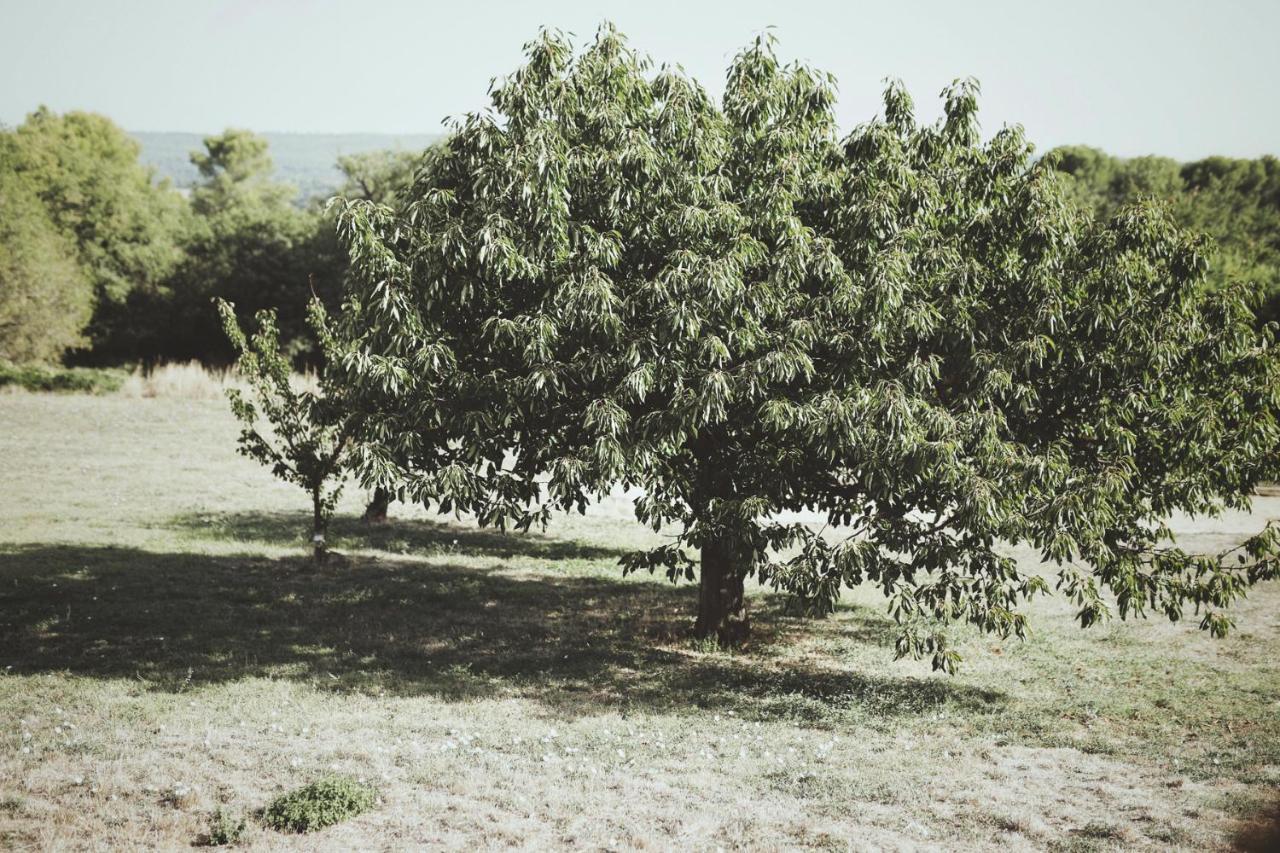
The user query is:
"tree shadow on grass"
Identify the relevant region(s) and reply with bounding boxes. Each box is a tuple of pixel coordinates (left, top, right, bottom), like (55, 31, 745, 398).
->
(0, 543, 1005, 722)
(1234, 792, 1280, 852)
(167, 509, 629, 562)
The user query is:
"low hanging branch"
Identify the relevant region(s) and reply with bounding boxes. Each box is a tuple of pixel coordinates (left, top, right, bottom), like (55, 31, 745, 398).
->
(217, 298, 352, 565)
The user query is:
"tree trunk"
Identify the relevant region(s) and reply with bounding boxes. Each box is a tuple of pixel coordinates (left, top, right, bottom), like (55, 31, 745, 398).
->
(362, 487, 391, 524)
(693, 532, 750, 644)
(311, 489, 327, 566)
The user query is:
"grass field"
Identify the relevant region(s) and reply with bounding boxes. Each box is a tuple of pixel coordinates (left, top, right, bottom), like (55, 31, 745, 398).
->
(1, 392, 1278, 850)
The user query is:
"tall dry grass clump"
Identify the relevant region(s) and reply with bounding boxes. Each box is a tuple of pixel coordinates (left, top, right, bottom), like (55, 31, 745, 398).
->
(118, 361, 319, 399)
(118, 361, 238, 399)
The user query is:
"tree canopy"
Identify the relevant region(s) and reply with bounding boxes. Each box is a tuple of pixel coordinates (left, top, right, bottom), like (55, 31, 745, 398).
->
(9, 107, 189, 299)
(0, 138, 91, 362)
(133, 129, 345, 365)
(334, 26, 1280, 669)
(335, 148, 423, 206)
(5, 107, 187, 354)
(190, 128, 296, 215)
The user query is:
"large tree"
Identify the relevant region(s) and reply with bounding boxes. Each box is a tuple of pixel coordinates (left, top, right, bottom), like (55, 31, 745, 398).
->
(0, 139, 91, 362)
(5, 107, 187, 360)
(336, 27, 1280, 669)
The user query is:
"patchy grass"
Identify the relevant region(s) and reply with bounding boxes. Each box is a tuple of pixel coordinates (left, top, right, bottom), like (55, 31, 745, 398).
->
(0, 393, 1277, 850)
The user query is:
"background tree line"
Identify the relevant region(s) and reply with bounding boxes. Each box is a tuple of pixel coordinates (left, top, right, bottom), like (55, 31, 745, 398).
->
(0, 107, 422, 367)
(1, 105, 1276, 370)
(1048, 145, 1280, 325)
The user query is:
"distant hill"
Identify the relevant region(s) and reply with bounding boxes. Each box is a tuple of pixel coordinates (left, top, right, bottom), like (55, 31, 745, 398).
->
(131, 131, 443, 201)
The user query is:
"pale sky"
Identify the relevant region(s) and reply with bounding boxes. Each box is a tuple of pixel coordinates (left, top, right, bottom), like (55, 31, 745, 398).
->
(2, 0, 1277, 160)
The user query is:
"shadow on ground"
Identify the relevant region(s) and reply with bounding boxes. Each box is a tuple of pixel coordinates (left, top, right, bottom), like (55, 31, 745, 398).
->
(0, 541, 1004, 721)
(1234, 792, 1280, 852)
(167, 510, 629, 562)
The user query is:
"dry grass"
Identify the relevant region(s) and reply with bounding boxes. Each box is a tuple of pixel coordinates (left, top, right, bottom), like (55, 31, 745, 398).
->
(117, 361, 318, 400)
(117, 361, 239, 400)
(0, 393, 1277, 850)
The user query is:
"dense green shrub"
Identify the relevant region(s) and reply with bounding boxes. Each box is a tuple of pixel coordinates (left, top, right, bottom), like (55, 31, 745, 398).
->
(0, 361, 126, 394)
(262, 776, 377, 833)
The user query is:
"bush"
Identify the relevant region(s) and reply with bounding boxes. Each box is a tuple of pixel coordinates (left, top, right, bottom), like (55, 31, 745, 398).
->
(0, 361, 126, 394)
(262, 775, 377, 833)
(203, 808, 246, 846)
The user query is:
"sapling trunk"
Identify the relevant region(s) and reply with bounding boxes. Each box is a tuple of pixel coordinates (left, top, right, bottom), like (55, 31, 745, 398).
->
(311, 487, 327, 566)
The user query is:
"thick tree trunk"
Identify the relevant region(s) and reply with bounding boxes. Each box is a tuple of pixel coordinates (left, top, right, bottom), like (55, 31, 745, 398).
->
(693, 532, 750, 644)
(362, 487, 392, 524)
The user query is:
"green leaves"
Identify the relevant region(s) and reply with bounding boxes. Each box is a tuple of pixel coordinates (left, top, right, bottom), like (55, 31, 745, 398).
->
(336, 24, 1280, 668)
(2, 108, 187, 361)
(262, 776, 377, 833)
(0, 149, 91, 362)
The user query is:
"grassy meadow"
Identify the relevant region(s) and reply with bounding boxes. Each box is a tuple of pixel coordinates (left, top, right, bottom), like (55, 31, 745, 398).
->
(1, 389, 1278, 850)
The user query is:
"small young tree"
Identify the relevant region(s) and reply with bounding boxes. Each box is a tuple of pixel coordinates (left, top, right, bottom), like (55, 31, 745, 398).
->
(335, 26, 1280, 668)
(217, 298, 351, 565)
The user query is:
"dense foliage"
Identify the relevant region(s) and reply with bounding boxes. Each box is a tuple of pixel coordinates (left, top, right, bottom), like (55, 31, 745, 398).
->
(335, 27, 1280, 668)
(0, 142, 91, 362)
(2, 109, 187, 361)
(3, 101, 1272, 390)
(8, 109, 188, 306)
(145, 129, 346, 365)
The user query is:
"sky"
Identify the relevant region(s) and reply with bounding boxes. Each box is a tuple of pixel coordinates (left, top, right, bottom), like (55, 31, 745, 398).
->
(1, 0, 1277, 160)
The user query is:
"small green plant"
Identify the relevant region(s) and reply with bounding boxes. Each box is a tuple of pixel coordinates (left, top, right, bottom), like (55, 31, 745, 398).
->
(204, 808, 247, 846)
(217, 299, 352, 565)
(262, 775, 378, 833)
